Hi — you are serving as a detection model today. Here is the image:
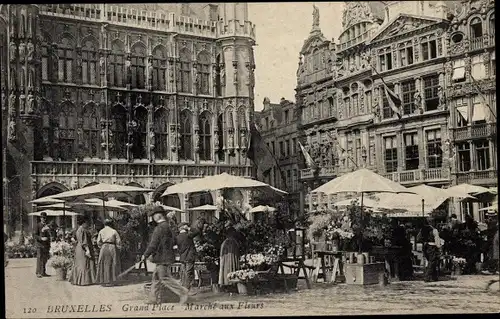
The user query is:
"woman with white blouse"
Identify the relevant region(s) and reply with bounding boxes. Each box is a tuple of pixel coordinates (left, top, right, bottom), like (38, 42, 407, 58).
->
(96, 219, 122, 286)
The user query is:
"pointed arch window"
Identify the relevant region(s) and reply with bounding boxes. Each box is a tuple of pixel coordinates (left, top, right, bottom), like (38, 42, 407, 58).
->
(58, 37, 74, 83)
(178, 48, 192, 93)
(215, 54, 222, 96)
(81, 39, 98, 85)
(133, 106, 148, 159)
(82, 103, 99, 158)
(111, 105, 127, 158)
(154, 108, 169, 159)
(152, 46, 167, 91)
(197, 52, 211, 95)
(58, 103, 76, 160)
(131, 44, 146, 89)
(199, 111, 212, 161)
(109, 41, 125, 87)
(179, 110, 193, 160)
(238, 107, 246, 130)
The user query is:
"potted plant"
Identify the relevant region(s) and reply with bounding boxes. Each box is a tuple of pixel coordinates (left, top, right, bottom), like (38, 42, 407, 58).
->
(48, 241, 74, 281)
(227, 269, 258, 295)
(452, 257, 466, 276)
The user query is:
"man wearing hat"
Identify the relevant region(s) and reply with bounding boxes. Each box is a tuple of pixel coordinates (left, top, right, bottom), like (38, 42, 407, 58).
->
(33, 212, 51, 277)
(417, 216, 442, 282)
(176, 222, 202, 294)
(141, 206, 188, 304)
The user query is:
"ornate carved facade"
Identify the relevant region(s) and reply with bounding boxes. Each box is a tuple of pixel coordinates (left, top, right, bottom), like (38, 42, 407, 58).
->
(1, 4, 257, 226)
(297, 1, 496, 214)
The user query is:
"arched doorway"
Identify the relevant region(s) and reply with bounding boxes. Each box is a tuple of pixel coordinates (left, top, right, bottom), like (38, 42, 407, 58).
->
(188, 191, 214, 226)
(115, 182, 146, 205)
(35, 182, 70, 232)
(152, 183, 182, 222)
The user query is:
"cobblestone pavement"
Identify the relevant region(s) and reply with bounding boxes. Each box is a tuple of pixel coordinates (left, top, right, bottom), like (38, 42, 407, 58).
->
(5, 258, 499, 318)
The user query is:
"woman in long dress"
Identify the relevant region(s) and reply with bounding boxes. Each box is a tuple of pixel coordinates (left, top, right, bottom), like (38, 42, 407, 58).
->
(218, 221, 242, 288)
(96, 219, 122, 286)
(70, 216, 96, 286)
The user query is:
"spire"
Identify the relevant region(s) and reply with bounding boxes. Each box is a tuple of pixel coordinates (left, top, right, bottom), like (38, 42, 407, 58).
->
(311, 4, 320, 32)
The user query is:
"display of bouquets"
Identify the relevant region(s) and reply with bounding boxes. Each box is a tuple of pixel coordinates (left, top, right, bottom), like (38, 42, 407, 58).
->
(307, 213, 331, 240)
(49, 241, 74, 257)
(227, 269, 257, 282)
(49, 254, 73, 270)
(195, 240, 219, 265)
(452, 256, 466, 271)
(265, 244, 285, 262)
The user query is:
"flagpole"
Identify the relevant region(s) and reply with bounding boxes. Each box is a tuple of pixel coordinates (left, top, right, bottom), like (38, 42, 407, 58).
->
(469, 74, 497, 120)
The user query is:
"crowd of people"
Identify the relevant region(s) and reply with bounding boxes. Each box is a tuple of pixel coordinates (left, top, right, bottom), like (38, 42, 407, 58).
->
(28, 206, 247, 305)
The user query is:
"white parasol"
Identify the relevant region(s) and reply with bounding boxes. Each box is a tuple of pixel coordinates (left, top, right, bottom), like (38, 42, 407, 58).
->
(446, 183, 493, 196)
(28, 210, 81, 217)
(84, 198, 138, 208)
(161, 173, 287, 196)
(249, 205, 277, 213)
(189, 204, 218, 211)
(30, 196, 66, 204)
(333, 197, 380, 208)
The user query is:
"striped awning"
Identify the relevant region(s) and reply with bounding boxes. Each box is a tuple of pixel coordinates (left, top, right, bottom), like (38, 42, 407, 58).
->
(472, 103, 486, 122)
(456, 106, 468, 121)
(452, 66, 466, 80)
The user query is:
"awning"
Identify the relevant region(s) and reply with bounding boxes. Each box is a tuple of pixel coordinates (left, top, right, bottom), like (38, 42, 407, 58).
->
(472, 103, 486, 122)
(452, 66, 466, 80)
(456, 106, 468, 121)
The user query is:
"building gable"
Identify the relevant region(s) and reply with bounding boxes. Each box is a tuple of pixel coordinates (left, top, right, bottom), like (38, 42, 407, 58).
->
(370, 14, 444, 44)
(300, 32, 329, 55)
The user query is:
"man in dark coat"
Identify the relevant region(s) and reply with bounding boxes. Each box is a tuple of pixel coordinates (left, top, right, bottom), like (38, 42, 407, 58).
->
(417, 217, 442, 282)
(33, 212, 51, 277)
(142, 206, 188, 304)
(176, 222, 202, 293)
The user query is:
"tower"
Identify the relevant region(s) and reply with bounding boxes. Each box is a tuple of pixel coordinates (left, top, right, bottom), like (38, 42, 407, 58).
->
(217, 3, 256, 166)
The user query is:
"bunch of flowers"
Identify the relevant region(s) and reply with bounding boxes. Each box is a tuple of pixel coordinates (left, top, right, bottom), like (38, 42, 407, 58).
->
(241, 253, 267, 268)
(194, 241, 219, 265)
(227, 269, 257, 282)
(452, 256, 466, 267)
(265, 244, 285, 261)
(49, 241, 74, 257)
(49, 255, 73, 269)
(327, 227, 355, 240)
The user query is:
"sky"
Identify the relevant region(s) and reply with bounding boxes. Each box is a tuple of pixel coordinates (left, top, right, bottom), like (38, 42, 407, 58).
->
(248, 2, 345, 111)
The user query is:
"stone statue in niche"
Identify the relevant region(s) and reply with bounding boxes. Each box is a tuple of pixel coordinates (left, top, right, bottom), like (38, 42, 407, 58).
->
(10, 41, 17, 63)
(27, 89, 35, 114)
(228, 132, 234, 148)
(19, 91, 26, 114)
(77, 127, 84, 148)
(9, 90, 16, 117)
(149, 128, 155, 162)
(53, 125, 60, 141)
(19, 9, 26, 38)
(240, 131, 248, 149)
(220, 65, 226, 87)
(8, 120, 16, 142)
(26, 39, 34, 63)
(194, 131, 200, 153)
(214, 131, 219, 149)
(1, 89, 6, 111)
(413, 90, 423, 114)
(19, 41, 26, 62)
(42, 130, 50, 156)
(147, 57, 153, 89)
(27, 66, 35, 90)
(170, 128, 177, 152)
(125, 56, 132, 85)
(438, 86, 447, 110)
(100, 126, 107, 147)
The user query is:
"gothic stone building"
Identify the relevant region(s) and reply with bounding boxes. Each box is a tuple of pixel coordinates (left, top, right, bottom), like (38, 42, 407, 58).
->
(297, 1, 496, 219)
(254, 97, 301, 215)
(1, 3, 257, 229)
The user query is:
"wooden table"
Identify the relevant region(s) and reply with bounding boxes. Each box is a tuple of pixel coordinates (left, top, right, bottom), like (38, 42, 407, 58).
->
(312, 250, 344, 284)
(276, 257, 312, 289)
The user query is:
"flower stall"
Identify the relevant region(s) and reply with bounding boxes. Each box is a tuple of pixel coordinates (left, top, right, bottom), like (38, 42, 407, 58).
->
(48, 241, 74, 280)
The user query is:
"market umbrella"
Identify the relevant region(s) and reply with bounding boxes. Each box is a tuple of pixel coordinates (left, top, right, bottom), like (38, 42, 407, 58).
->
(28, 210, 81, 217)
(189, 204, 218, 211)
(479, 201, 498, 212)
(84, 198, 138, 208)
(333, 196, 380, 208)
(376, 192, 449, 217)
(51, 183, 153, 226)
(311, 168, 415, 253)
(30, 196, 65, 204)
(161, 173, 288, 196)
(158, 204, 183, 212)
(446, 183, 493, 196)
(249, 205, 277, 213)
(410, 184, 476, 200)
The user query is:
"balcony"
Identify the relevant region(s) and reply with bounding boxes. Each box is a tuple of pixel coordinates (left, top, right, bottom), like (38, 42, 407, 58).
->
(31, 161, 252, 186)
(469, 34, 495, 51)
(337, 31, 369, 51)
(452, 123, 496, 141)
(455, 170, 497, 186)
(300, 168, 315, 180)
(383, 168, 450, 185)
(299, 166, 338, 180)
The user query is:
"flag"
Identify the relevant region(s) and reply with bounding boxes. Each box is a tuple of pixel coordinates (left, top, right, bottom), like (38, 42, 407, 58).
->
(298, 141, 318, 170)
(247, 122, 279, 179)
(383, 83, 402, 119)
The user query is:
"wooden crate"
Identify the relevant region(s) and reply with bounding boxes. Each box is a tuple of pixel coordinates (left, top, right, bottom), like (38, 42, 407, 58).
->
(344, 262, 385, 285)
